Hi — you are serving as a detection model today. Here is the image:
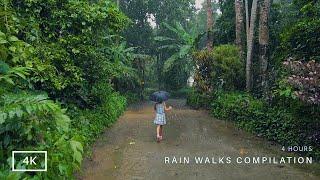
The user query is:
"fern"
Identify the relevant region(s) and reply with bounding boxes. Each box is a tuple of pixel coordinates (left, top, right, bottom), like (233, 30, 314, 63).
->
(0, 92, 70, 132)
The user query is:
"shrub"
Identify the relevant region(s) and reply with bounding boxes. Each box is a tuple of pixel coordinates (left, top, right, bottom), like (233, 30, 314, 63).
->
(279, 2, 320, 61)
(186, 88, 212, 109)
(170, 87, 192, 98)
(70, 93, 127, 146)
(210, 91, 320, 159)
(281, 19, 320, 61)
(193, 44, 245, 93)
(211, 45, 245, 90)
(283, 58, 320, 105)
(0, 92, 126, 179)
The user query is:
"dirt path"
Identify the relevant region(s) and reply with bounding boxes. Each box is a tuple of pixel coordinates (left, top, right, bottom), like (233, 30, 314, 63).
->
(78, 99, 319, 180)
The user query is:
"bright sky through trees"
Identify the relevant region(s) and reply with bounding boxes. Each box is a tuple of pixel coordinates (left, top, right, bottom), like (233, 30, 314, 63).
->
(195, 0, 204, 9)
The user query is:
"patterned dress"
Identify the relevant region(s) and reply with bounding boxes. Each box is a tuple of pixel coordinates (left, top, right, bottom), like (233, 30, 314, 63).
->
(154, 103, 166, 125)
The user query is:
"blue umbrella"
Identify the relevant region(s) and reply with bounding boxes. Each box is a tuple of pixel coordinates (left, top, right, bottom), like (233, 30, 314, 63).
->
(149, 91, 170, 102)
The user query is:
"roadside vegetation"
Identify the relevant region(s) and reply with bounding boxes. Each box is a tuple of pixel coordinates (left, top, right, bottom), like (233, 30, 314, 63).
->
(0, 0, 319, 179)
(187, 0, 320, 160)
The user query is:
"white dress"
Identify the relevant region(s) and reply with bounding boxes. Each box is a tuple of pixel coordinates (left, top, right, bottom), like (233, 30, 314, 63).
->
(154, 103, 166, 125)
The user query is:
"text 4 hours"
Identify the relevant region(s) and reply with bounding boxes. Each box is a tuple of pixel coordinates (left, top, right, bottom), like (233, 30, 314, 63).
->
(282, 146, 313, 152)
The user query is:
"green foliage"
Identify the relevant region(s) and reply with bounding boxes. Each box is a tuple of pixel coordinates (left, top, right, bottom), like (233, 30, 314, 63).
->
(0, 92, 70, 131)
(186, 88, 212, 109)
(211, 45, 245, 90)
(213, 0, 235, 45)
(155, 22, 198, 73)
(120, 0, 153, 54)
(154, 22, 202, 90)
(70, 93, 126, 145)
(0, 91, 74, 178)
(193, 44, 244, 93)
(0, 0, 130, 179)
(119, 0, 197, 91)
(280, 18, 320, 61)
(170, 87, 192, 98)
(0, 0, 131, 105)
(272, 78, 297, 102)
(0, 91, 126, 179)
(210, 91, 320, 159)
(274, 1, 320, 63)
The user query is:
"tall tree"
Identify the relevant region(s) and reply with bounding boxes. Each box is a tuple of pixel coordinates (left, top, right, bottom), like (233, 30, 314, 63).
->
(245, 0, 249, 39)
(235, 0, 244, 56)
(206, 0, 213, 50)
(245, 0, 258, 91)
(258, 0, 271, 93)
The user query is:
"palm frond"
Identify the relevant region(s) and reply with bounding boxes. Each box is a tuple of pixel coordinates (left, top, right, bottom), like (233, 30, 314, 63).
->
(178, 45, 192, 58)
(154, 36, 175, 42)
(163, 54, 179, 72)
(157, 44, 178, 50)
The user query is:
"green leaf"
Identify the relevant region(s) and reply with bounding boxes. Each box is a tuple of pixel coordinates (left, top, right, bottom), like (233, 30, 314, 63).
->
(70, 140, 83, 163)
(0, 39, 8, 44)
(58, 164, 67, 174)
(163, 54, 179, 72)
(178, 45, 191, 58)
(157, 45, 177, 50)
(55, 113, 70, 132)
(73, 151, 82, 163)
(9, 46, 16, 52)
(70, 140, 83, 153)
(3, 78, 15, 85)
(0, 112, 6, 124)
(8, 36, 19, 42)
(5, 172, 21, 180)
(0, 60, 10, 74)
(154, 36, 175, 42)
(72, 48, 80, 54)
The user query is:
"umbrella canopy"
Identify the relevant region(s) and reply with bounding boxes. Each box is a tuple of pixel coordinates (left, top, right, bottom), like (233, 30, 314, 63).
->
(149, 91, 170, 102)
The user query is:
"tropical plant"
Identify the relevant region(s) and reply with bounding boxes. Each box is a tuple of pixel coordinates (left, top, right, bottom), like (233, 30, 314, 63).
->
(0, 1, 130, 179)
(155, 22, 202, 73)
(283, 58, 320, 104)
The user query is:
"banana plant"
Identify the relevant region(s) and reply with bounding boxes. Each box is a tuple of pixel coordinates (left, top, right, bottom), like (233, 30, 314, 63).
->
(154, 22, 205, 73)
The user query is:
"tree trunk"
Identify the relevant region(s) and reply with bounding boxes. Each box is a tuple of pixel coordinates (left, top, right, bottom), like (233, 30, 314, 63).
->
(258, 0, 271, 94)
(206, 0, 213, 50)
(245, 0, 249, 38)
(235, 0, 244, 57)
(245, 0, 258, 91)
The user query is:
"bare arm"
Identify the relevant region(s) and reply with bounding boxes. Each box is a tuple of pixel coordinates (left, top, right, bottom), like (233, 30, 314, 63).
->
(164, 102, 172, 111)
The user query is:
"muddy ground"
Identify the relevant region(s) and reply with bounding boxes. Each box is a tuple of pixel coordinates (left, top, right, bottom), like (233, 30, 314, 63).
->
(77, 99, 319, 180)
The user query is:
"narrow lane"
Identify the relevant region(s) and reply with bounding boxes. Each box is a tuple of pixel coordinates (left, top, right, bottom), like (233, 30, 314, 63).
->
(78, 99, 319, 180)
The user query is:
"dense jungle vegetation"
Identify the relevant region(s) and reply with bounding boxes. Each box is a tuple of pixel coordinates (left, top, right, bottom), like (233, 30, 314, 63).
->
(0, 0, 319, 179)
(187, 0, 320, 160)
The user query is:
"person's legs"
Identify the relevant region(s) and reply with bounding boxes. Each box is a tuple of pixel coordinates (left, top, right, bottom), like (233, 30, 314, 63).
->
(159, 125, 163, 138)
(156, 125, 161, 142)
